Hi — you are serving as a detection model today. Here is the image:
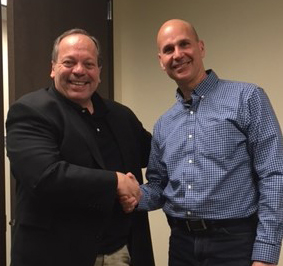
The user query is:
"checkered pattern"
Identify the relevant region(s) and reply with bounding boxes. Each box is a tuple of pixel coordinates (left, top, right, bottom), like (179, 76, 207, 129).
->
(139, 70, 283, 264)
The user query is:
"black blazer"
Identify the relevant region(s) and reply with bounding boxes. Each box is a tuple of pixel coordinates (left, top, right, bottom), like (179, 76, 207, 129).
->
(6, 87, 155, 266)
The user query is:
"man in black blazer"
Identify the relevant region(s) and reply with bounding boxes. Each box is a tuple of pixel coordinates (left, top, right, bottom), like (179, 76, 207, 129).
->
(6, 29, 155, 266)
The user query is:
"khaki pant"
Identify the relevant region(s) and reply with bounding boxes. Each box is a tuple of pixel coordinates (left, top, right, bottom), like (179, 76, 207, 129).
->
(94, 245, 131, 266)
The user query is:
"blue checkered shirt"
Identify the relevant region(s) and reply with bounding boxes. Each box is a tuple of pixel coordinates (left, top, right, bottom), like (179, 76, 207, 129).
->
(139, 70, 283, 264)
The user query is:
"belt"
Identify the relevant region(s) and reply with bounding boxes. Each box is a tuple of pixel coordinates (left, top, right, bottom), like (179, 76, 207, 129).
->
(167, 214, 258, 233)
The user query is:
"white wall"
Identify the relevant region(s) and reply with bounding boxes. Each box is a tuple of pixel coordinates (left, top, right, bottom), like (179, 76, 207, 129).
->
(113, 1, 283, 265)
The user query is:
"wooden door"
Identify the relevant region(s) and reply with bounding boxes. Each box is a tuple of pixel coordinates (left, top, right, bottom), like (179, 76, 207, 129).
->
(8, 0, 113, 102)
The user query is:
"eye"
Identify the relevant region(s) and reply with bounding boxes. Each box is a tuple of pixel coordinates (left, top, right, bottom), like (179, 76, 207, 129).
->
(84, 62, 96, 69)
(180, 41, 190, 48)
(62, 60, 75, 68)
(163, 45, 174, 54)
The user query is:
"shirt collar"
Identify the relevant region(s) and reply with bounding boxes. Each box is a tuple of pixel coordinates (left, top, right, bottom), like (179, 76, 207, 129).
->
(51, 84, 108, 117)
(176, 69, 219, 103)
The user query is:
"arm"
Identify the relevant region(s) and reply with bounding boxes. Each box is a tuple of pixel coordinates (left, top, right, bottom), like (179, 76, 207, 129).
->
(117, 108, 151, 212)
(246, 88, 283, 264)
(119, 119, 167, 213)
(6, 101, 117, 211)
(137, 121, 168, 211)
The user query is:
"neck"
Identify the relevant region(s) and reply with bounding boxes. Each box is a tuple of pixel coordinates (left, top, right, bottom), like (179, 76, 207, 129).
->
(77, 99, 94, 114)
(85, 101, 94, 114)
(178, 71, 208, 100)
(179, 88, 193, 101)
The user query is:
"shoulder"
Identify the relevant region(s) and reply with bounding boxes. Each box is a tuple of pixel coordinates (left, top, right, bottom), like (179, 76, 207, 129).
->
(218, 78, 260, 93)
(102, 97, 139, 121)
(7, 87, 69, 128)
(11, 87, 60, 109)
(103, 98, 133, 112)
(211, 78, 266, 105)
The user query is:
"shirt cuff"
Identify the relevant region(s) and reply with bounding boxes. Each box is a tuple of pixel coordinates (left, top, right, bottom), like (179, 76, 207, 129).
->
(136, 189, 149, 211)
(252, 240, 282, 264)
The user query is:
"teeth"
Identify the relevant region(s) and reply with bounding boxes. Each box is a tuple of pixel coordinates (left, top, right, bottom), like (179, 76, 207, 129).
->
(173, 61, 190, 69)
(71, 81, 86, 85)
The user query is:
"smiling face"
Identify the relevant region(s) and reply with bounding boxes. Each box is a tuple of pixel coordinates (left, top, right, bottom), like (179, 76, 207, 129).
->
(50, 33, 101, 108)
(157, 20, 206, 89)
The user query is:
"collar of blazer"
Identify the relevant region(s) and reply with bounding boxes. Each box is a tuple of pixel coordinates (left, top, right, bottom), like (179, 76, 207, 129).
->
(49, 86, 106, 169)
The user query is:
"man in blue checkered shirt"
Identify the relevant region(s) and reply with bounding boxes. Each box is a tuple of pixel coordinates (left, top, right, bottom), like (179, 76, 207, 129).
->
(132, 19, 283, 266)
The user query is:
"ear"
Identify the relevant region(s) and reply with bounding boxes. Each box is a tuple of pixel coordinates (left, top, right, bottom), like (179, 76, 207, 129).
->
(50, 61, 56, 78)
(198, 40, 205, 59)
(98, 66, 102, 84)
(158, 53, 166, 71)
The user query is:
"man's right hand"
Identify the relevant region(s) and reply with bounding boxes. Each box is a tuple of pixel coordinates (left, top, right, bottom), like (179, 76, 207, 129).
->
(116, 172, 141, 213)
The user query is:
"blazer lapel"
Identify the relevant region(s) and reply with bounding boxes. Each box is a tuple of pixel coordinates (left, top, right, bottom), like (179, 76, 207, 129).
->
(105, 112, 130, 170)
(68, 109, 106, 169)
(50, 87, 105, 169)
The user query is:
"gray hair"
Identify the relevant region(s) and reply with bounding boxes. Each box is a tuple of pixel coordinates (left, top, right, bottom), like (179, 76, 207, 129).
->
(51, 28, 102, 66)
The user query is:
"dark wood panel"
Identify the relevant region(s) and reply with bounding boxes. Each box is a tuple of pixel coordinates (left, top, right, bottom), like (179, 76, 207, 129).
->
(8, 0, 113, 102)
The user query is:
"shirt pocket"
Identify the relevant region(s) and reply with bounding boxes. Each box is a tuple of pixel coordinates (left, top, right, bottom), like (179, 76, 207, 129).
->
(198, 121, 245, 159)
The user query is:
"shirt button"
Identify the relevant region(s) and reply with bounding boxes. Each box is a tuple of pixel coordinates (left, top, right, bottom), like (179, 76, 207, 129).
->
(201, 95, 205, 99)
(82, 109, 86, 113)
(187, 211, 192, 216)
(188, 184, 192, 189)
(190, 110, 194, 115)
(188, 134, 193, 139)
(188, 159, 193, 163)
(96, 128, 100, 133)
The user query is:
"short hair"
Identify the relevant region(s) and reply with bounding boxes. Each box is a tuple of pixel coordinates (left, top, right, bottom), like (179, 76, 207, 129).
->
(51, 28, 102, 66)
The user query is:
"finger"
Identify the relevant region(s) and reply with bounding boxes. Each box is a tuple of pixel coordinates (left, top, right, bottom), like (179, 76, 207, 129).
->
(123, 204, 136, 213)
(120, 197, 137, 207)
(119, 195, 129, 203)
(126, 172, 136, 179)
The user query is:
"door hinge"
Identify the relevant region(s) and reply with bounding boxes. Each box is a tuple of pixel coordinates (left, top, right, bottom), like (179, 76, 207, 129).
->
(107, 0, 112, 21)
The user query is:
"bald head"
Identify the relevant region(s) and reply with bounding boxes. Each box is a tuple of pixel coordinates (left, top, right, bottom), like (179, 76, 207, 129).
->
(156, 19, 206, 92)
(157, 19, 199, 51)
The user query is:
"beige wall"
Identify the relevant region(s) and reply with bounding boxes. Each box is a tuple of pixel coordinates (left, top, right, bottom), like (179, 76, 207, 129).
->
(113, 1, 283, 265)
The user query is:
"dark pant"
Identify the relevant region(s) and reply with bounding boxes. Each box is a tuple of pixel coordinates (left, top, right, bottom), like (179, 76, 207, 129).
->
(167, 215, 257, 266)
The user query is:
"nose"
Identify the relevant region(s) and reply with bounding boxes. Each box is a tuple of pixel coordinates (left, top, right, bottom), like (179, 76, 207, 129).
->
(72, 63, 86, 76)
(173, 47, 183, 59)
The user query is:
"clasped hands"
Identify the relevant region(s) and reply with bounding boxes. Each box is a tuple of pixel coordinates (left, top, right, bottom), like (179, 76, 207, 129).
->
(117, 172, 141, 213)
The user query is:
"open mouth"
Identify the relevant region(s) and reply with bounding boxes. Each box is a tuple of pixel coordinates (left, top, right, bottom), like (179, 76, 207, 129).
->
(172, 61, 191, 70)
(69, 80, 89, 86)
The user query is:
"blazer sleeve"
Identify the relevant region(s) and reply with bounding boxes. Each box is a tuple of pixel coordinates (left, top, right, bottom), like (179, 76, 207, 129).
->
(6, 100, 117, 213)
(132, 112, 152, 168)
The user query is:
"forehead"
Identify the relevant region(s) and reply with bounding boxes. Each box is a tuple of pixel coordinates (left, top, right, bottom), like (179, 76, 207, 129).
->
(157, 23, 195, 49)
(58, 34, 98, 57)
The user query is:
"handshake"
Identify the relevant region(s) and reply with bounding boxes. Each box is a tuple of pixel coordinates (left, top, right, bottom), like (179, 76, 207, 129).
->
(116, 172, 141, 213)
